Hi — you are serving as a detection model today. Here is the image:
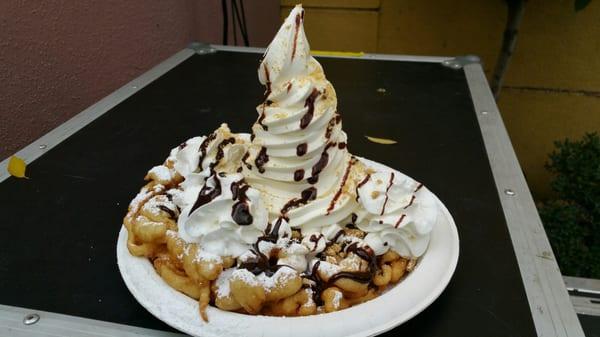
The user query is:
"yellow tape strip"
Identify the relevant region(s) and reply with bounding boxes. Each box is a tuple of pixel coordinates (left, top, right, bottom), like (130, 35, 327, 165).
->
(311, 50, 365, 57)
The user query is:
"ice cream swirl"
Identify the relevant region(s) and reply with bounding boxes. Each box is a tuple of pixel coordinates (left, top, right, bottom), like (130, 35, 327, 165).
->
(243, 5, 356, 229)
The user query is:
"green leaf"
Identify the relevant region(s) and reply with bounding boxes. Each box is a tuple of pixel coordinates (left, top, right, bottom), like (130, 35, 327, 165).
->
(575, 0, 592, 11)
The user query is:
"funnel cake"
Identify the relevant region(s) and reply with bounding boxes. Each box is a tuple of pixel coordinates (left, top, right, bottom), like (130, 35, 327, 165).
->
(123, 5, 437, 321)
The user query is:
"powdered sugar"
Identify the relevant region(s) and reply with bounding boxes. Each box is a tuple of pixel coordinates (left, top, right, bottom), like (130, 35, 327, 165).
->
(194, 249, 223, 264)
(232, 268, 260, 286)
(257, 266, 297, 290)
(332, 290, 342, 308)
(215, 268, 235, 298)
(316, 261, 341, 278)
(148, 165, 173, 181)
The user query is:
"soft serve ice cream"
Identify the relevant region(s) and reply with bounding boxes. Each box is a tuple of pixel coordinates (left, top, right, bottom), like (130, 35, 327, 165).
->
(124, 4, 438, 320)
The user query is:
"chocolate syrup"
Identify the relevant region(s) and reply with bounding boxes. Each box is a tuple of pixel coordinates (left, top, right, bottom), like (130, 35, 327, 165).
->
(308, 142, 333, 184)
(240, 217, 287, 276)
(394, 214, 406, 228)
(178, 141, 187, 149)
(294, 169, 305, 181)
(351, 213, 358, 224)
(335, 112, 342, 124)
(345, 242, 378, 275)
(380, 172, 395, 216)
(338, 142, 347, 149)
(296, 143, 307, 156)
(230, 180, 254, 226)
(404, 195, 416, 209)
(198, 132, 217, 168)
(414, 183, 424, 192)
(330, 230, 344, 244)
(232, 202, 253, 226)
(189, 174, 222, 215)
(326, 157, 356, 214)
(158, 205, 176, 219)
(209, 137, 235, 174)
(257, 107, 268, 131)
(300, 89, 321, 129)
(242, 152, 252, 170)
(355, 174, 371, 201)
(280, 187, 317, 214)
(286, 82, 292, 92)
(325, 117, 336, 139)
(328, 271, 372, 284)
(263, 64, 272, 99)
(291, 13, 302, 61)
(255, 147, 269, 173)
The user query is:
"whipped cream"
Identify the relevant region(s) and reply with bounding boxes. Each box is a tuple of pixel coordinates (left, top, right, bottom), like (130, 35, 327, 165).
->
(153, 5, 436, 264)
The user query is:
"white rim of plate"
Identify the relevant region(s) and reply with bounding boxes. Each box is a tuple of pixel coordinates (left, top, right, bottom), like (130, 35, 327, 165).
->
(117, 157, 460, 337)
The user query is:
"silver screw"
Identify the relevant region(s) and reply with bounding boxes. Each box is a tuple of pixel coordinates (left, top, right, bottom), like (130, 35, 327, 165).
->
(481, 111, 489, 115)
(442, 60, 451, 66)
(376, 88, 386, 93)
(451, 63, 461, 69)
(38, 144, 47, 149)
(131, 85, 138, 89)
(23, 313, 40, 325)
(504, 189, 516, 196)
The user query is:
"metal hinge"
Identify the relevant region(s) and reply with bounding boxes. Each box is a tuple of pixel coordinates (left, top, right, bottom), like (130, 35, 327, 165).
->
(441, 55, 480, 69)
(188, 42, 216, 55)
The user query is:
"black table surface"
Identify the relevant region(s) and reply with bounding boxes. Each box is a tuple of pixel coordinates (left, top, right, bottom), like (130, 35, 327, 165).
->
(0, 51, 537, 336)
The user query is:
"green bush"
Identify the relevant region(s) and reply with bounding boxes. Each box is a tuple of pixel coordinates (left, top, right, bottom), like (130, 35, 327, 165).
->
(538, 132, 600, 278)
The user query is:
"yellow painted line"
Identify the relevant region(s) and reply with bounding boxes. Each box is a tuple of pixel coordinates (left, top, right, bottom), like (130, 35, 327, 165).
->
(311, 50, 365, 57)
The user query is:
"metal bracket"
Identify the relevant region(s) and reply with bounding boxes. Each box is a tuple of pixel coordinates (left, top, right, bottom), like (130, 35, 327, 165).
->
(188, 42, 216, 55)
(441, 55, 481, 69)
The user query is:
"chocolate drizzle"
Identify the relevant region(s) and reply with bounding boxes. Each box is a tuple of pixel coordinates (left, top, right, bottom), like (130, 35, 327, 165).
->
(158, 205, 176, 219)
(209, 137, 235, 174)
(189, 174, 222, 215)
(355, 174, 371, 200)
(308, 142, 333, 184)
(255, 147, 269, 173)
(380, 172, 395, 216)
(230, 180, 253, 226)
(394, 214, 406, 228)
(404, 195, 416, 209)
(257, 105, 268, 131)
(280, 187, 317, 214)
(242, 152, 252, 169)
(294, 169, 305, 181)
(239, 217, 288, 276)
(307, 240, 377, 305)
(198, 132, 217, 168)
(296, 143, 307, 156)
(300, 89, 321, 129)
(326, 157, 357, 215)
(338, 142, 347, 149)
(263, 63, 272, 99)
(324, 116, 337, 139)
(291, 13, 302, 61)
(414, 183, 423, 192)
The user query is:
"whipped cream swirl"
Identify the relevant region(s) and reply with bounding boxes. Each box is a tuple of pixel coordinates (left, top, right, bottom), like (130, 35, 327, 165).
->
(158, 5, 436, 261)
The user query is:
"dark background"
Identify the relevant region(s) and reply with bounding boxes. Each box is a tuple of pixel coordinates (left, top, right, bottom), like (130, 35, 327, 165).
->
(0, 52, 537, 336)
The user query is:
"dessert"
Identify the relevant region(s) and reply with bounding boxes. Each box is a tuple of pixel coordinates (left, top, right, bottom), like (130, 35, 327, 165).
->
(123, 4, 437, 321)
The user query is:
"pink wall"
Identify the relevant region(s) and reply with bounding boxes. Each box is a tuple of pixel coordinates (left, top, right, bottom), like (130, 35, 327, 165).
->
(0, 1, 279, 160)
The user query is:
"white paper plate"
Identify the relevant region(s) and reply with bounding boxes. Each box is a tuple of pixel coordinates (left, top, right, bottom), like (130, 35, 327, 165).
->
(117, 158, 459, 337)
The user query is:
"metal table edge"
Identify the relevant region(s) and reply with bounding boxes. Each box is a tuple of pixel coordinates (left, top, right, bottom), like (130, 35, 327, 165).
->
(463, 64, 585, 337)
(0, 45, 583, 336)
(0, 304, 183, 337)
